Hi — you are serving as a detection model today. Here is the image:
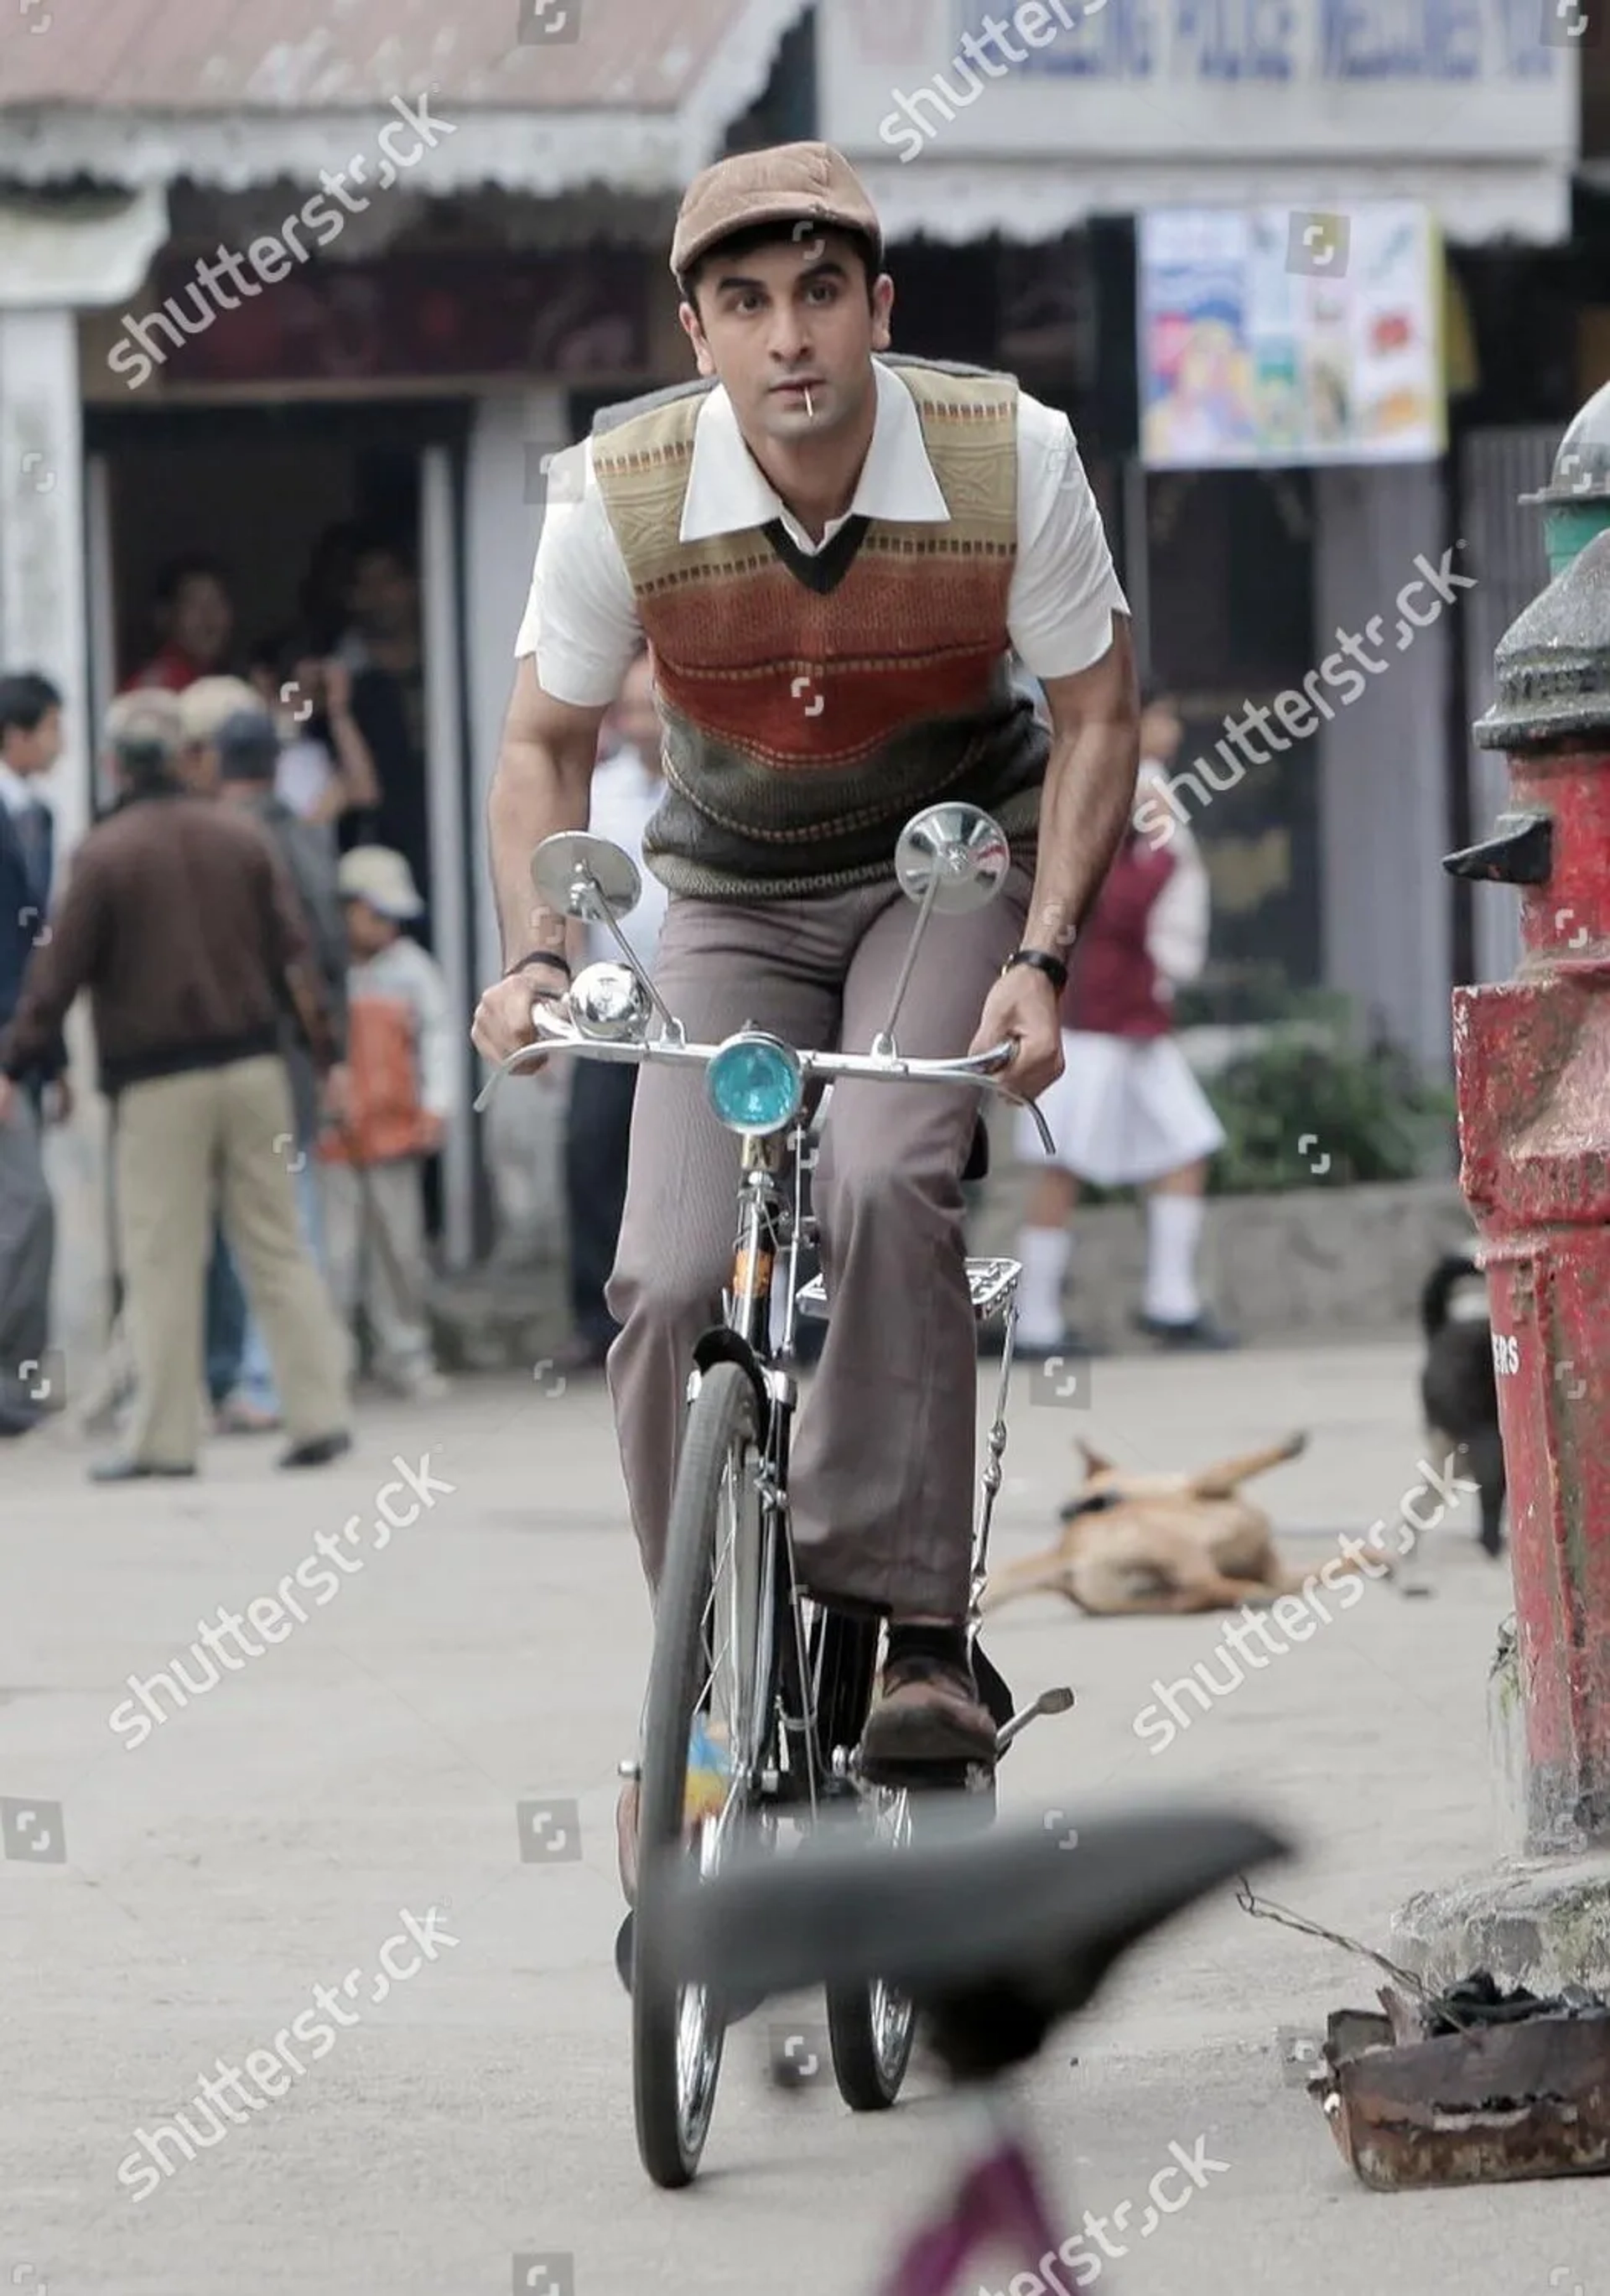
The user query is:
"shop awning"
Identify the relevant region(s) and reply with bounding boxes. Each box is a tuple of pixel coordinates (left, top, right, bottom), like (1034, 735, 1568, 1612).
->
(0, 0, 810, 195)
(844, 158, 1571, 251)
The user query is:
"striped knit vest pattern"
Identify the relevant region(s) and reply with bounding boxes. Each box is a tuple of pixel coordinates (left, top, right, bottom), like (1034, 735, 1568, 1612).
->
(588, 356, 1048, 899)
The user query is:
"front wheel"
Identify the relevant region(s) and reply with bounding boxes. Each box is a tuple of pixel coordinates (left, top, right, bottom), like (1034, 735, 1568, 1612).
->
(632, 1361, 768, 2190)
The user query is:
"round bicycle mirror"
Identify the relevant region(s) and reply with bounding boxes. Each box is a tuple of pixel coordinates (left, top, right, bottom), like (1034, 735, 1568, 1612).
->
(569, 962, 652, 1042)
(894, 805, 1011, 914)
(532, 830, 641, 921)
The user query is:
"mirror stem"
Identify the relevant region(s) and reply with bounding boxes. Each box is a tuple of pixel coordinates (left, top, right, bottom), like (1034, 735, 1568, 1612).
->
(583, 887, 683, 1042)
(870, 872, 943, 1059)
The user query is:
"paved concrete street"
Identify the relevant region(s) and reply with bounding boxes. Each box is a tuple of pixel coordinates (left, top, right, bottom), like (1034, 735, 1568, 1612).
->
(0, 1339, 1583, 2296)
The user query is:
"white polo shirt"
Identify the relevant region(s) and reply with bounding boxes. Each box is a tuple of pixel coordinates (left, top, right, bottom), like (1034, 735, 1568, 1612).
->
(515, 360, 1128, 706)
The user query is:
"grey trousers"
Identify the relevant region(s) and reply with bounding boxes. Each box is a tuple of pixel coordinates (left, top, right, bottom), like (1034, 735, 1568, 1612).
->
(604, 866, 1031, 1620)
(0, 1091, 53, 1416)
(321, 1158, 434, 1382)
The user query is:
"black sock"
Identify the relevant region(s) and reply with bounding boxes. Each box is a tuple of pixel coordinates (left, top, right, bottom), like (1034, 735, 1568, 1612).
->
(886, 1623, 969, 1674)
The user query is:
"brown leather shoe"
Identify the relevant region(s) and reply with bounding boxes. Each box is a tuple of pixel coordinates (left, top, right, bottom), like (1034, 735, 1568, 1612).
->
(860, 1653, 999, 1780)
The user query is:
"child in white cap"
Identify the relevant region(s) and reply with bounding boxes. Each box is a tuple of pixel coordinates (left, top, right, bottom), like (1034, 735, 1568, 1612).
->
(319, 847, 454, 1398)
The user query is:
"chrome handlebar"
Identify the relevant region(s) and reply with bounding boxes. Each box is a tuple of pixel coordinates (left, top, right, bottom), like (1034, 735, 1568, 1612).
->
(476, 1007, 1056, 1156)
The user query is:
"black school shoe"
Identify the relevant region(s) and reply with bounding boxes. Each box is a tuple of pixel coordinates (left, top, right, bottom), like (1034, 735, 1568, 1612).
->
(1137, 1311, 1241, 1352)
(278, 1431, 354, 1469)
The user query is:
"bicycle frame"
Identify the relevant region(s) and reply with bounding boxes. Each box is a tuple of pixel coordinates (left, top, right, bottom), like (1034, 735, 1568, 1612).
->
(712, 1101, 878, 1826)
(704, 1088, 1033, 1828)
(712, 1116, 815, 1818)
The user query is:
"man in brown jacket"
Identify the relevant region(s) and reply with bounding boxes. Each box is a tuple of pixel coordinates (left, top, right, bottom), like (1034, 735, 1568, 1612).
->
(0, 691, 353, 1478)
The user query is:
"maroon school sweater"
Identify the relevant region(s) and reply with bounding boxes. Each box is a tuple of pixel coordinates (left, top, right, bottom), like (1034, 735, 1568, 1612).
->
(1062, 835, 1177, 1041)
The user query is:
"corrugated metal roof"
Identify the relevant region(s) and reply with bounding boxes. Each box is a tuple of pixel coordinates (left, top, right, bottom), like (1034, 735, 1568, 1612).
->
(0, 0, 810, 195)
(0, 0, 755, 112)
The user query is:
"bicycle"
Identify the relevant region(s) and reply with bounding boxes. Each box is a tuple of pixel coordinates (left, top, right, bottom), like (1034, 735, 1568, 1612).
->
(477, 803, 1076, 2190)
(644, 1795, 1292, 2293)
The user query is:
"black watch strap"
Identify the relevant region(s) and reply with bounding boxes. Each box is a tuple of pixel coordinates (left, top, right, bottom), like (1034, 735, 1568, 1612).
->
(507, 950, 573, 984)
(1001, 946, 1069, 995)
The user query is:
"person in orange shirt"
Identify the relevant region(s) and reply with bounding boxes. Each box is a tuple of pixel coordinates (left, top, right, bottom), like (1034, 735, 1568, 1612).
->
(318, 848, 454, 1400)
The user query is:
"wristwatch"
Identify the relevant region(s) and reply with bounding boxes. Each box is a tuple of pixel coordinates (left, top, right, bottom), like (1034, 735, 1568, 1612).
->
(1000, 945, 1070, 995)
(507, 950, 573, 984)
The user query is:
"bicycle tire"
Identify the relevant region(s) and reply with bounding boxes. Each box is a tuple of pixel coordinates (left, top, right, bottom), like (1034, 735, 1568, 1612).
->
(632, 1360, 765, 2190)
(826, 1930, 917, 2111)
(818, 1613, 917, 2112)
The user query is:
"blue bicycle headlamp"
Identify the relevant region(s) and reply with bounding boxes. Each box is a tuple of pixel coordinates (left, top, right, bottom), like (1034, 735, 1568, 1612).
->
(705, 1032, 804, 1137)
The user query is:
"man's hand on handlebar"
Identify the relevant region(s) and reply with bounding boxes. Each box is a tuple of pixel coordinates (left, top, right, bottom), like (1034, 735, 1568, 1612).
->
(471, 973, 565, 1073)
(968, 966, 1064, 1104)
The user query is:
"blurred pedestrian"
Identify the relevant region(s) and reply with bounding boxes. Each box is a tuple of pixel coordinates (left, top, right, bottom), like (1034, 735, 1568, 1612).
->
(246, 642, 381, 838)
(175, 675, 262, 793)
(173, 676, 310, 1421)
(205, 707, 351, 1434)
(556, 647, 668, 1374)
(122, 555, 236, 693)
(0, 690, 353, 1478)
(1011, 685, 1237, 1353)
(335, 533, 430, 922)
(0, 672, 67, 1437)
(298, 522, 362, 657)
(318, 847, 453, 1401)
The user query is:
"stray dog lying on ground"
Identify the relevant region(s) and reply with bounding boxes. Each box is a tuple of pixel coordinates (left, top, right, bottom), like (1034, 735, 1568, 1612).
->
(1420, 1248, 1505, 1559)
(981, 1432, 1386, 1617)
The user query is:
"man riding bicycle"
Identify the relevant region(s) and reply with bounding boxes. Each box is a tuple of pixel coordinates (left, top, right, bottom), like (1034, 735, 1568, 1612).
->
(472, 143, 1139, 1907)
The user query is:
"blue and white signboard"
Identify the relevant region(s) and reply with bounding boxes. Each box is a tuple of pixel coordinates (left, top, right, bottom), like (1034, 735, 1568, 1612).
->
(816, 0, 1577, 242)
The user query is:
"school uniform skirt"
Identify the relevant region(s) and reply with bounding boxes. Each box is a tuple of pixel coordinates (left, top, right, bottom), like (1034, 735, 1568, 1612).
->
(1013, 1029, 1226, 1188)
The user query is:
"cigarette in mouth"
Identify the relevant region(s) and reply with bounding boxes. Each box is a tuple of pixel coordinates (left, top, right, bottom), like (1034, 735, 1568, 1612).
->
(802, 387, 814, 418)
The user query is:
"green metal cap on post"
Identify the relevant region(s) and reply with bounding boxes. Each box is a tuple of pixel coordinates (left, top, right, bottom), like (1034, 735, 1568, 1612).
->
(1519, 378, 1610, 579)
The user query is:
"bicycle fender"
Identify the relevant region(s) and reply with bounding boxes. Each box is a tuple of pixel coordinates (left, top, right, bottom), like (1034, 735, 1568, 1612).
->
(689, 1327, 771, 1434)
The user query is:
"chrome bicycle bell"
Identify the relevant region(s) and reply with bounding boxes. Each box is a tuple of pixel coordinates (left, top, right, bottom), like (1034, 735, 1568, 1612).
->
(569, 961, 652, 1042)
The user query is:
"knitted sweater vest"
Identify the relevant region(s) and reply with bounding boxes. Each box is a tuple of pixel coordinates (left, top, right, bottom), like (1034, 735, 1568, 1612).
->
(588, 356, 1047, 899)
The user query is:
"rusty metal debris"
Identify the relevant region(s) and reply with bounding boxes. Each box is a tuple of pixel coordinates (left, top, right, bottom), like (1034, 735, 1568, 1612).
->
(1306, 1970, 1610, 2191)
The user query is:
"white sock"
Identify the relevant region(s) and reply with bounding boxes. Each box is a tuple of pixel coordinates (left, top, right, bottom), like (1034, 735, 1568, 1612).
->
(1015, 1226, 1072, 1345)
(1145, 1193, 1203, 1324)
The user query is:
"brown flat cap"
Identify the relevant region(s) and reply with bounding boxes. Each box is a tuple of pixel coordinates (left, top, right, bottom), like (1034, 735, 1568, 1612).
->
(671, 140, 883, 281)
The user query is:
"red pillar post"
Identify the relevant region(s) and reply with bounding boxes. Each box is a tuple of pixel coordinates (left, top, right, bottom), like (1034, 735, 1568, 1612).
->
(1446, 523, 1610, 1851)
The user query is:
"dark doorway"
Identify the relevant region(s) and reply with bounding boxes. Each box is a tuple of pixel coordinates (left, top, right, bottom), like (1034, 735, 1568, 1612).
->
(1144, 465, 1322, 1019)
(86, 397, 472, 937)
